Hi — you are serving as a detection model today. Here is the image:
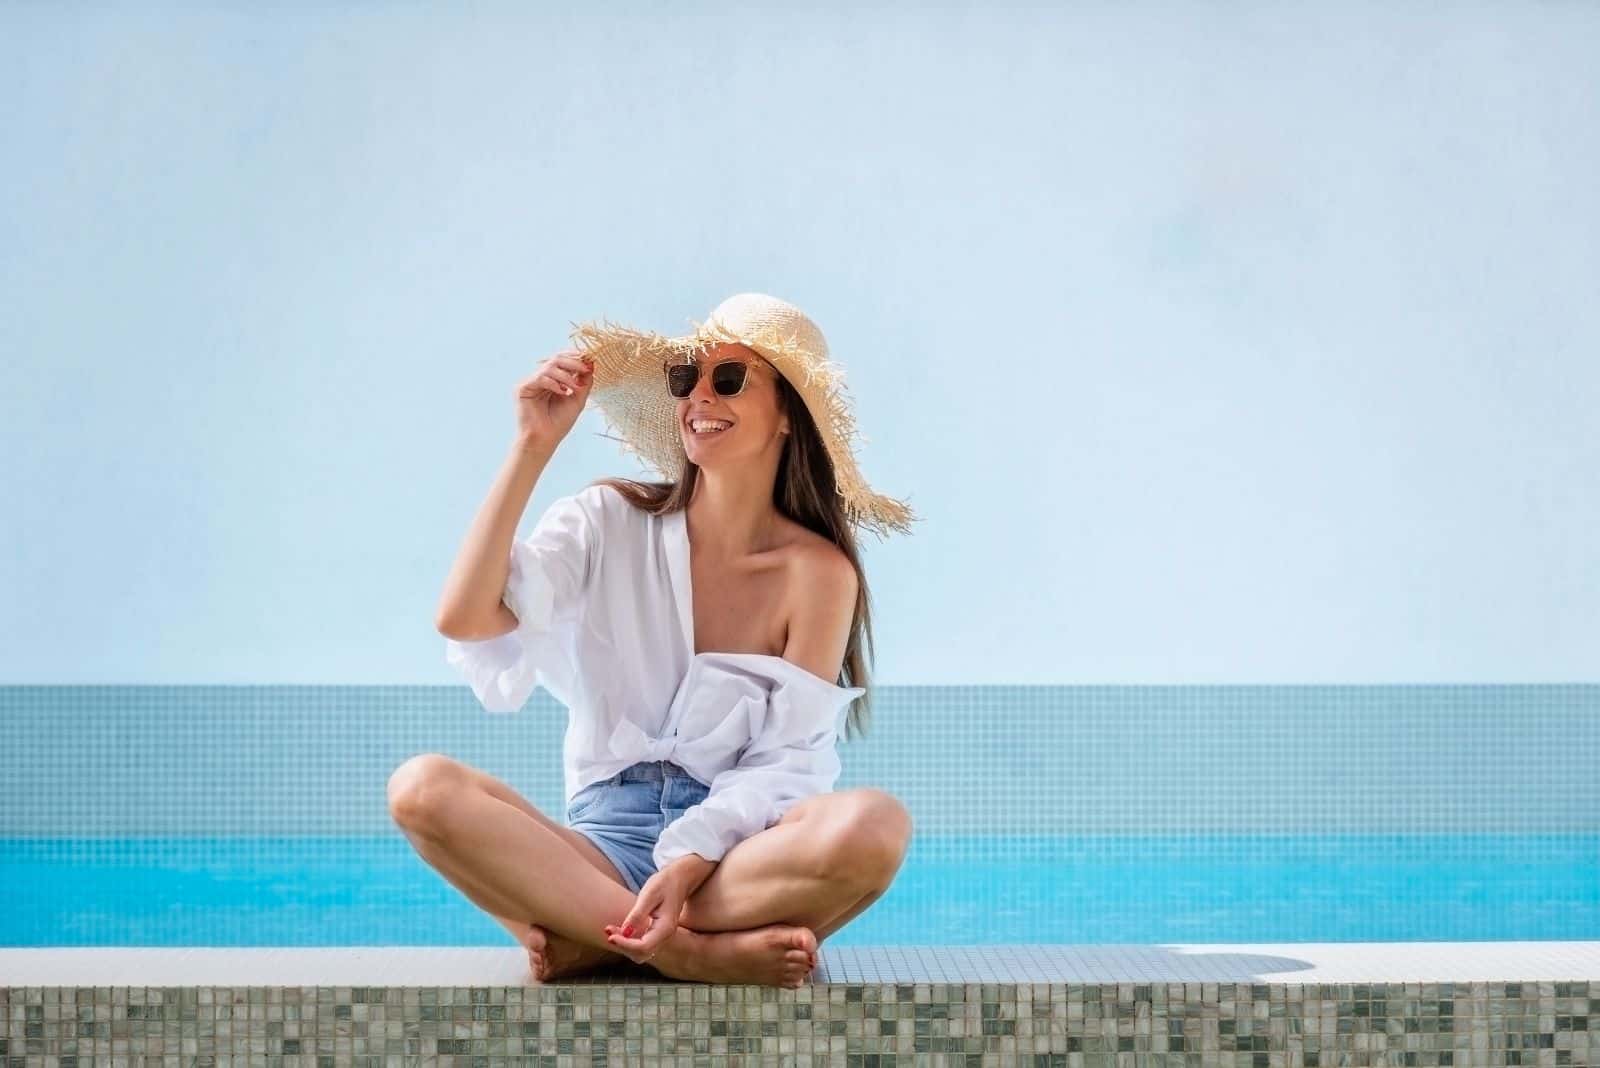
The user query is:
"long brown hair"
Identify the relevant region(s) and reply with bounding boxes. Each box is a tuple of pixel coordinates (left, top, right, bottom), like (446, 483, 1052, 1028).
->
(591, 371, 877, 741)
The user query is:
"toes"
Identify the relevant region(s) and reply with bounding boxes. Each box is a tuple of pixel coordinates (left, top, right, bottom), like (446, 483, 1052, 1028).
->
(788, 926, 819, 955)
(785, 946, 818, 971)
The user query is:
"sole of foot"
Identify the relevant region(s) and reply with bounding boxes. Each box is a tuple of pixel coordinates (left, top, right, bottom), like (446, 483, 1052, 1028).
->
(653, 923, 819, 988)
(523, 923, 623, 982)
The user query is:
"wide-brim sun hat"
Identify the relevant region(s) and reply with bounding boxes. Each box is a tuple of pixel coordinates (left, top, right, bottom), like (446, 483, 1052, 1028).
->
(568, 292, 917, 540)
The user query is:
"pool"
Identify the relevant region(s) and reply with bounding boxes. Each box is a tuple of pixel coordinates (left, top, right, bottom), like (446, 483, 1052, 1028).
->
(3, 683, 1598, 948)
(5, 684, 1598, 1061)
(4, 832, 1596, 946)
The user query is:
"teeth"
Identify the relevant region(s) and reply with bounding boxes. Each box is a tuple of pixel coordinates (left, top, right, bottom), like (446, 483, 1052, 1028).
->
(689, 419, 731, 433)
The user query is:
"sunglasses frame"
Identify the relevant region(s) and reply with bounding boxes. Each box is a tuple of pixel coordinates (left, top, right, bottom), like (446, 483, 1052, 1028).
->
(663, 356, 763, 399)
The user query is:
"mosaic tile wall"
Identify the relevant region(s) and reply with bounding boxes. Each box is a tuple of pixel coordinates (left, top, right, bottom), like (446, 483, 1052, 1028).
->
(6, 980, 1598, 1065)
(4, 684, 1596, 842)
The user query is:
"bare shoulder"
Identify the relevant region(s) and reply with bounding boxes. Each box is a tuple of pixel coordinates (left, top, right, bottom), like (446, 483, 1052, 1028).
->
(774, 517, 857, 599)
(773, 517, 859, 679)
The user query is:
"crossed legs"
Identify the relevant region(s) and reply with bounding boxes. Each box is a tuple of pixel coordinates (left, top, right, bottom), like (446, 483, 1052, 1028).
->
(386, 754, 911, 981)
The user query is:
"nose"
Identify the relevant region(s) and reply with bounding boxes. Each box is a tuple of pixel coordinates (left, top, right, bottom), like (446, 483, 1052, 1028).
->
(691, 368, 721, 403)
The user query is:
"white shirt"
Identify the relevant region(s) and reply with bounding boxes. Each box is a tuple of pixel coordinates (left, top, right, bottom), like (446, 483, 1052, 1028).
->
(443, 483, 865, 870)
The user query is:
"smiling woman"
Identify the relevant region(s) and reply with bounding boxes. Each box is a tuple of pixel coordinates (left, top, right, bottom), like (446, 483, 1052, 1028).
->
(413, 293, 918, 987)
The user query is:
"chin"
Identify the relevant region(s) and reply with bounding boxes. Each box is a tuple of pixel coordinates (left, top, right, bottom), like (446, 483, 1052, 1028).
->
(682, 430, 732, 459)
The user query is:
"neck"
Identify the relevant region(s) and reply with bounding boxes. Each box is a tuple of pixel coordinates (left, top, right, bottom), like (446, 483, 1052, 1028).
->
(685, 460, 782, 559)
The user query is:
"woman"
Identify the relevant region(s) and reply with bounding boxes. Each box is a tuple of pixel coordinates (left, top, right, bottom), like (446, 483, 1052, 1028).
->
(389, 293, 918, 988)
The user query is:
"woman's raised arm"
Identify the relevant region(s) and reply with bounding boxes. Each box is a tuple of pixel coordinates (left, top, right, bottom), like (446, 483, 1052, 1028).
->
(435, 350, 593, 640)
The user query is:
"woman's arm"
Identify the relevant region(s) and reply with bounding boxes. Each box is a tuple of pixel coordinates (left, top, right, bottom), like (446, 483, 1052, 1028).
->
(436, 350, 594, 641)
(435, 436, 557, 641)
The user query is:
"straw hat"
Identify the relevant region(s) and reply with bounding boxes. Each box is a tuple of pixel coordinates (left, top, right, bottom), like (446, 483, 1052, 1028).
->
(568, 292, 916, 540)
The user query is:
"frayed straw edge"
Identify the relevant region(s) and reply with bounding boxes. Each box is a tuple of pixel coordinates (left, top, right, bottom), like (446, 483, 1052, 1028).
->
(568, 315, 918, 539)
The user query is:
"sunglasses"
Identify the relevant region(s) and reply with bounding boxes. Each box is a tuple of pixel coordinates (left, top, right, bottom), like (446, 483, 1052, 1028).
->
(663, 357, 766, 399)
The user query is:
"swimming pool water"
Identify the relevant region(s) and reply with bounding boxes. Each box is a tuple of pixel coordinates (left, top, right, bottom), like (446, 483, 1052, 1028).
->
(5, 833, 1596, 948)
(6, 683, 1597, 954)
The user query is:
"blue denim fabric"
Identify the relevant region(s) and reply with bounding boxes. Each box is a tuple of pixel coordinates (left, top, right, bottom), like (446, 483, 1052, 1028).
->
(565, 760, 711, 893)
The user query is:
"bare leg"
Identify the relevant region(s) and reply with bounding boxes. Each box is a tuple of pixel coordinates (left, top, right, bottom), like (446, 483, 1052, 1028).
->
(678, 788, 911, 937)
(460, 768, 649, 979)
(388, 754, 826, 986)
(388, 754, 642, 977)
(813, 885, 890, 943)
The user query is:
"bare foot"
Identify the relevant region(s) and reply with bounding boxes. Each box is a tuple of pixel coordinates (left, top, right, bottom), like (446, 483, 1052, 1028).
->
(522, 922, 621, 982)
(653, 923, 819, 988)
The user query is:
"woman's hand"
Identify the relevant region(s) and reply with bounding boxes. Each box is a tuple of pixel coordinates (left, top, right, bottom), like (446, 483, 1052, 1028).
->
(602, 869, 689, 965)
(515, 349, 594, 450)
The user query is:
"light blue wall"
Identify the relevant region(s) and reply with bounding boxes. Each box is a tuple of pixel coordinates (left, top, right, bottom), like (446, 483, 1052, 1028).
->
(3, 3, 1596, 685)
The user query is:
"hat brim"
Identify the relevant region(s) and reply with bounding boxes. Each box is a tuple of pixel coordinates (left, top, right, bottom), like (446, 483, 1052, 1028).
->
(568, 316, 916, 539)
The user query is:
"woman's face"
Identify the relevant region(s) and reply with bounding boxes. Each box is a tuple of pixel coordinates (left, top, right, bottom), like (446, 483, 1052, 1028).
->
(675, 342, 790, 467)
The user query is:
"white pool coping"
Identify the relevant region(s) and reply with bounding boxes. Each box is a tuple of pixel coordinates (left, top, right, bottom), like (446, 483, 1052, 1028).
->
(3, 942, 1598, 986)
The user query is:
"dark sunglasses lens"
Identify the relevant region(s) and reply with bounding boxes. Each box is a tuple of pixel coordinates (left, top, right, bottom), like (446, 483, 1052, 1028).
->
(665, 363, 698, 398)
(712, 362, 749, 396)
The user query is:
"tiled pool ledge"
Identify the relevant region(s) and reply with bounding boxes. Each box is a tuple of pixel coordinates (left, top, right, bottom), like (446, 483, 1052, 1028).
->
(6, 942, 1600, 985)
(5, 943, 1599, 1065)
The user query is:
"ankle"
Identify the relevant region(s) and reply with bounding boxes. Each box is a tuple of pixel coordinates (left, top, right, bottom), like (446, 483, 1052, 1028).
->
(656, 923, 704, 971)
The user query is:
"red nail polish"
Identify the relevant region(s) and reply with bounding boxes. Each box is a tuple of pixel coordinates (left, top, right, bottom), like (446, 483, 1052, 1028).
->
(622, 925, 634, 937)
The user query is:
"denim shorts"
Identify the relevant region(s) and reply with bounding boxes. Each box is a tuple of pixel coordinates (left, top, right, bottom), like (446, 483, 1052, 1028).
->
(565, 760, 711, 894)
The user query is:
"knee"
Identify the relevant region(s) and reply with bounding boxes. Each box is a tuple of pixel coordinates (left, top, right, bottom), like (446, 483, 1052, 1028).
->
(385, 753, 466, 835)
(813, 789, 912, 892)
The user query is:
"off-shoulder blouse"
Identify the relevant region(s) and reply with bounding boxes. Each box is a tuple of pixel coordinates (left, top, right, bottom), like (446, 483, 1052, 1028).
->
(443, 483, 865, 871)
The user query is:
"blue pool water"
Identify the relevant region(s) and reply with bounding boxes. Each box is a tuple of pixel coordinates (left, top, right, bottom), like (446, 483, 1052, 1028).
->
(6, 683, 1597, 950)
(5, 833, 1597, 947)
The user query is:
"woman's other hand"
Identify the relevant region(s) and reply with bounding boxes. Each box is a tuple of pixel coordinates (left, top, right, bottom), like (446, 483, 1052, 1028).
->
(602, 869, 689, 965)
(515, 349, 593, 450)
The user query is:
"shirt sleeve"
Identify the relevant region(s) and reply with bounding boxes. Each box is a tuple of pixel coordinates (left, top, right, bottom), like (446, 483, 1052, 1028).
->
(652, 662, 865, 870)
(443, 485, 606, 713)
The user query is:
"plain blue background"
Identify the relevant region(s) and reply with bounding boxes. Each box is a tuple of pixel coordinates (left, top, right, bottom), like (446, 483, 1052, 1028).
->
(3, 3, 1596, 685)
